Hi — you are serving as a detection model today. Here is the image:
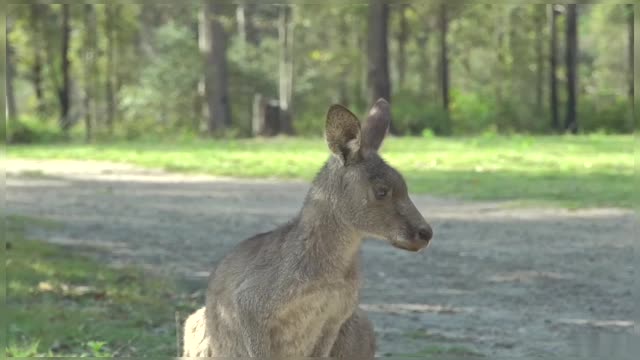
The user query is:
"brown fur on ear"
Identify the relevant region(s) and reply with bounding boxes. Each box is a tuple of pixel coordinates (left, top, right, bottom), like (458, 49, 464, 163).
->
(362, 98, 391, 152)
(325, 104, 361, 164)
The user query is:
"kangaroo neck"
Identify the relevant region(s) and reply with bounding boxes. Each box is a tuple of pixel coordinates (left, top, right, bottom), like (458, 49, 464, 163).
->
(290, 187, 364, 278)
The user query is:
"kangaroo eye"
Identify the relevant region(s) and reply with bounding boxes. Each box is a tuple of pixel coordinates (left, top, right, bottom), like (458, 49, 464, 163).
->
(375, 187, 389, 200)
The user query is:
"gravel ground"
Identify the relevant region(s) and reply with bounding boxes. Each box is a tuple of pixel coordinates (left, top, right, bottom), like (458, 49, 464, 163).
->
(6, 159, 636, 359)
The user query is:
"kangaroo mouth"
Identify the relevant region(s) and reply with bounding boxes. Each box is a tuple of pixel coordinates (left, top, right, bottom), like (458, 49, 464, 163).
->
(391, 238, 430, 252)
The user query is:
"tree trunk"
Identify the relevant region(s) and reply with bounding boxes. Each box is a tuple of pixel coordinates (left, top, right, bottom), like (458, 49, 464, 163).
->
(83, 3, 97, 142)
(203, 1, 232, 135)
(359, 31, 368, 106)
(338, 16, 350, 107)
(235, 3, 260, 47)
(565, 4, 578, 134)
(106, 4, 116, 135)
(535, 5, 545, 115)
(59, 4, 71, 134)
(236, 4, 248, 59)
(278, 5, 294, 134)
(31, 3, 45, 117)
(628, 4, 634, 113)
(139, 2, 161, 58)
(198, 6, 208, 133)
(7, 19, 18, 127)
(438, 4, 450, 121)
(549, 4, 559, 132)
(245, 4, 260, 46)
(252, 94, 280, 136)
(494, 7, 506, 113)
(396, 4, 408, 90)
(416, 28, 430, 99)
(367, 0, 392, 130)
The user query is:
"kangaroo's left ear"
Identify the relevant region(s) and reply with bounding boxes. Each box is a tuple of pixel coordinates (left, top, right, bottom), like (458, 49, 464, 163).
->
(325, 104, 361, 165)
(362, 98, 391, 152)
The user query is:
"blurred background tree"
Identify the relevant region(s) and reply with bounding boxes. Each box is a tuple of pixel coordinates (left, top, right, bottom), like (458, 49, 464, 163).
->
(5, 2, 635, 143)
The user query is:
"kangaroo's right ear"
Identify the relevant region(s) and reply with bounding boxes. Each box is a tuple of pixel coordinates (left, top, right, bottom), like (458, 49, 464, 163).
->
(325, 104, 361, 165)
(362, 98, 391, 152)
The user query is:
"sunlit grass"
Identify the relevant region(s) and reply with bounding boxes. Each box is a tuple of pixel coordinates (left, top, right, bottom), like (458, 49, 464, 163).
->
(7, 134, 633, 207)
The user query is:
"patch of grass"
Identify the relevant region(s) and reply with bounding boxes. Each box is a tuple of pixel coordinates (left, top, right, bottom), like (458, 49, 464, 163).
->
(5, 216, 191, 357)
(392, 345, 484, 358)
(7, 134, 633, 208)
(405, 330, 435, 340)
(397, 330, 484, 358)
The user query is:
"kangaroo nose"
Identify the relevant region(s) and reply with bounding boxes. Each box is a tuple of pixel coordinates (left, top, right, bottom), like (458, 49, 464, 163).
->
(418, 226, 433, 242)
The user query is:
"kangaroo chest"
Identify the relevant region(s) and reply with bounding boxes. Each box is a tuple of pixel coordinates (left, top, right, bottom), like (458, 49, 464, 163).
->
(270, 279, 359, 355)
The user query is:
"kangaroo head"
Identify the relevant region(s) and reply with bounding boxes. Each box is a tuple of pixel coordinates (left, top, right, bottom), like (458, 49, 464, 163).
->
(322, 98, 433, 252)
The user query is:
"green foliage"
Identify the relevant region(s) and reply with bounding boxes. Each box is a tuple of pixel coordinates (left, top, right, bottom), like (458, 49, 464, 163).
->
(421, 128, 435, 138)
(449, 90, 498, 134)
(293, 111, 325, 136)
(5, 3, 634, 138)
(579, 97, 633, 134)
(120, 22, 201, 134)
(7, 117, 67, 144)
(7, 135, 633, 208)
(392, 91, 449, 135)
(5, 215, 187, 357)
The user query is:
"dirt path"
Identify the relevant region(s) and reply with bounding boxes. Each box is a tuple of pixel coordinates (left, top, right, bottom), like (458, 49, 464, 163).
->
(6, 159, 636, 358)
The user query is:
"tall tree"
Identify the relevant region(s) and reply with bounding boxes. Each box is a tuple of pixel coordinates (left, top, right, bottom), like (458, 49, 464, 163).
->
(565, 4, 578, 133)
(7, 18, 18, 127)
(105, 3, 117, 135)
(236, 4, 247, 57)
(415, 9, 431, 99)
(203, 1, 232, 134)
(83, 3, 97, 142)
(494, 5, 511, 116)
(337, 15, 350, 107)
(395, 4, 409, 90)
(278, 4, 294, 134)
(59, 4, 72, 134)
(247, 4, 260, 46)
(535, 5, 545, 114)
(628, 4, 634, 112)
(438, 3, 450, 117)
(549, 4, 559, 132)
(138, 2, 162, 58)
(30, 3, 45, 116)
(367, 1, 391, 106)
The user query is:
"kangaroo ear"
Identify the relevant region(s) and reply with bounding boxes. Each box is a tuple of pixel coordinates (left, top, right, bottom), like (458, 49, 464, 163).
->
(362, 98, 391, 152)
(325, 104, 361, 165)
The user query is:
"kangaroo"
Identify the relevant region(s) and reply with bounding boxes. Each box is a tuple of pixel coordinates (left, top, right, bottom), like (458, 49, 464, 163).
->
(184, 99, 433, 358)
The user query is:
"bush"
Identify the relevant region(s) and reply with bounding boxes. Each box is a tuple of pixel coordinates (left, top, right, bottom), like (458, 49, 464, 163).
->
(7, 117, 66, 144)
(392, 91, 449, 135)
(579, 97, 633, 133)
(293, 111, 324, 136)
(450, 90, 498, 134)
(421, 128, 435, 138)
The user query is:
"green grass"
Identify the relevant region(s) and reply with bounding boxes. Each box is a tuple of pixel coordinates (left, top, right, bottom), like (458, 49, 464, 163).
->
(392, 344, 485, 358)
(7, 134, 634, 208)
(4, 216, 194, 357)
(393, 330, 485, 358)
